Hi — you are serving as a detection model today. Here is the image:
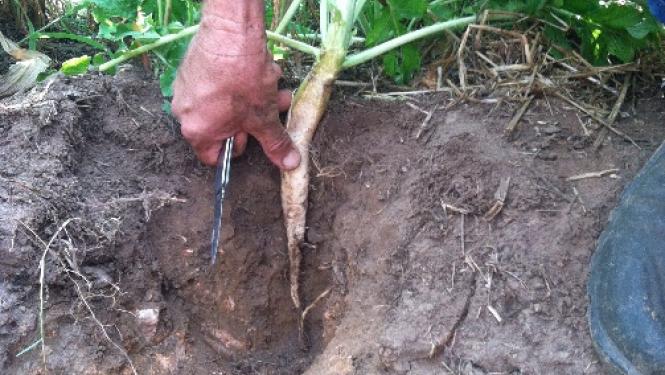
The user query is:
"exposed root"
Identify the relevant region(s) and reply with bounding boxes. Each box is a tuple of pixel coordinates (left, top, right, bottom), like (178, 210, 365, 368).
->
(299, 288, 332, 344)
(282, 53, 343, 314)
(19, 218, 79, 370)
(19, 218, 138, 375)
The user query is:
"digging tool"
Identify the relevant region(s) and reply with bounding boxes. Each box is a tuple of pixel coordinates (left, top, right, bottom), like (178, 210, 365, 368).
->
(210, 137, 234, 265)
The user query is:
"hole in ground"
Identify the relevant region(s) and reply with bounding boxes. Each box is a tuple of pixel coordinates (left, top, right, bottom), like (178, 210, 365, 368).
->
(143, 149, 336, 374)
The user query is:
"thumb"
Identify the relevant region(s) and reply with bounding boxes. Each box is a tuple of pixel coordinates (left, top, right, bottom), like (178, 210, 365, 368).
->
(277, 89, 292, 113)
(248, 119, 301, 171)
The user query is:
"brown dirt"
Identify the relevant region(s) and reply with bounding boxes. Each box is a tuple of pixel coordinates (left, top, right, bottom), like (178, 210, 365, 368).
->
(1, 69, 664, 375)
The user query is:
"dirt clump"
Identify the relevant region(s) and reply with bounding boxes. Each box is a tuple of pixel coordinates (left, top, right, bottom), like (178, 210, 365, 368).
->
(1, 70, 664, 374)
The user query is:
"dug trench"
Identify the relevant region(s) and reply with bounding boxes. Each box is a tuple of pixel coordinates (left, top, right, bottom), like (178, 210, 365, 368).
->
(1, 69, 664, 374)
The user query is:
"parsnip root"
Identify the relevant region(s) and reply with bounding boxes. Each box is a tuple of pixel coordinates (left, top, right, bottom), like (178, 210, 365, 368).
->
(281, 53, 343, 311)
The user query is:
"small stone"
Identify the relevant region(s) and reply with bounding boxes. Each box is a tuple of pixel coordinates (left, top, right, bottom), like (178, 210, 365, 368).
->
(542, 125, 561, 135)
(136, 306, 160, 342)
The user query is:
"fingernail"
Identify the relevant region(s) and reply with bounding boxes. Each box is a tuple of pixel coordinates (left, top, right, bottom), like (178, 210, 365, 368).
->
(282, 149, 301, 170)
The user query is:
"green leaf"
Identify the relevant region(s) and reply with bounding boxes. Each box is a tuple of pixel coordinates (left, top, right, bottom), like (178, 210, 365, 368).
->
(487, 0, 545, 14)
(592, 4, 643, 29)
(577, 25, 608, 65)
(386, 0, 427, 19)
(400, 43, 422, 80)
(606, 34, 636, 62)
(514, 0, 546, 14)
(89, 0, 141, 21)
(428, 3, 455, 21)
(543, 25, 572, 51)
(382, 51, 399, 78)
(626, 19, 658, 39)
(381, 44, 422, 84)
(365, 9, 394, 46)
(37, 32, 107, 51)
(160, 65, 177, 97)
(98, 23, 161, 43)
(61, 55, 91, 76)
(92, 52, 106, 66)
(562, 0, 600, 15)
(162, 100, 172, 114)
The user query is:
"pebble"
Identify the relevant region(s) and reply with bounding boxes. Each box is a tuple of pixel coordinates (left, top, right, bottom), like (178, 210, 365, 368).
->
(542, 125, 561, 135)
(136, 306, 160, 342)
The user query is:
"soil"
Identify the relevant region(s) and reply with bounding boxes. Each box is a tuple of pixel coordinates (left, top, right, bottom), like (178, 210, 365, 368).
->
(1, 68, 664, 375)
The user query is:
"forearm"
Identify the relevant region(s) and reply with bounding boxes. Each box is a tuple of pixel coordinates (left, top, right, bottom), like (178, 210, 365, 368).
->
(198, 0, 267, 56)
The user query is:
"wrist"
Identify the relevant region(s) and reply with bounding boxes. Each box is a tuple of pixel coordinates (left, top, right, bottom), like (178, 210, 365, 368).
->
(198, 1, 267, 56)
(203, 1, 265, 24)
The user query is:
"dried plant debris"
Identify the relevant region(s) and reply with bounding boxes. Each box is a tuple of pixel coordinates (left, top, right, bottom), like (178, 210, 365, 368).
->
(0, 31, 50, 98)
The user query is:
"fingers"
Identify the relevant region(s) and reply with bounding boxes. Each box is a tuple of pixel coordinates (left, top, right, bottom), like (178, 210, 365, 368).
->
(247, 118, 301, 171)
(195, 143, 223, 167)
(277, 89, 292, 113)
(233, 132, 248, 157)
(189, 134, 248, 166)
(179, 120, 235, 166)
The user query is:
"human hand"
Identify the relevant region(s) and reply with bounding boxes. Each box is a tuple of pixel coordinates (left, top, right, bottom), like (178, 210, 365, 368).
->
(172, 7, 300, 170)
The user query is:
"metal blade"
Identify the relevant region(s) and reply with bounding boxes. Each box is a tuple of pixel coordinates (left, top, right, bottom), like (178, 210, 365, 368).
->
(210, 136, 234, 265)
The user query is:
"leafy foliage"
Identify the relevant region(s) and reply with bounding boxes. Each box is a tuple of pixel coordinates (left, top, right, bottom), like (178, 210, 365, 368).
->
(358, 0, 475, 83)
(22, 0, 663, 95)
(90, 0, 200, 95)
(489, 0, 663, 65)
(47, 0, 200, 98)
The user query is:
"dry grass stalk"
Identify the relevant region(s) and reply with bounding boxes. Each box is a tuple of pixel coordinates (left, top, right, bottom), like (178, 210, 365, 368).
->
(504, 95, 533, 137)
(593, 74, 631, 150)
(484, 177, 511, 221)
(566, 169, 620, 182)
(552, 91, 639, 149)
(409, 15, 648, 151)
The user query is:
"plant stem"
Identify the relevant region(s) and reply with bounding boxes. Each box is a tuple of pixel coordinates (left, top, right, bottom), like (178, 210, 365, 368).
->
(275, 0, 302, 35)
(157, 0, 163, 29)
(354, 0, 368, 22)
(99, 25, 198, 72)
(343, 15, 476, 68)
(548, 6, 580, 20)
(320, 0, 328, 41)
(299, 33, 365, 44)
(267, 31, 321, 55)
(99, 26, 320, 72)
(163, 0, 172, 27)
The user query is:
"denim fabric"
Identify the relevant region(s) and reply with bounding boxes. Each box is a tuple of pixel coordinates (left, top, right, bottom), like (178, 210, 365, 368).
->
(649, 0, 665, 23)
(588, 142, 665, 375)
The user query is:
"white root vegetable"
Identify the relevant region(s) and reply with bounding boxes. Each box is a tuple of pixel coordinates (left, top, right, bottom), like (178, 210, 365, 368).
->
(276, 2, 484, 323)
(96, 0, 486, 337)
(282, 53, 345, 310)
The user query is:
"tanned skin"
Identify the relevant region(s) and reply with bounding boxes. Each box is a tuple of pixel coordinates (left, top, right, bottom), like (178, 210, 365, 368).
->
(172, 0, 301, 170)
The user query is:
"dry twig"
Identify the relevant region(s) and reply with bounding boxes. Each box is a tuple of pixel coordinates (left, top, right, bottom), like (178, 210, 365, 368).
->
(552, 91, 640, 149)
(484, 177, 511, 220)
(593, 74, 631, 150)
(566, 169, 620, 182)
(504, 96, 534, 137)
